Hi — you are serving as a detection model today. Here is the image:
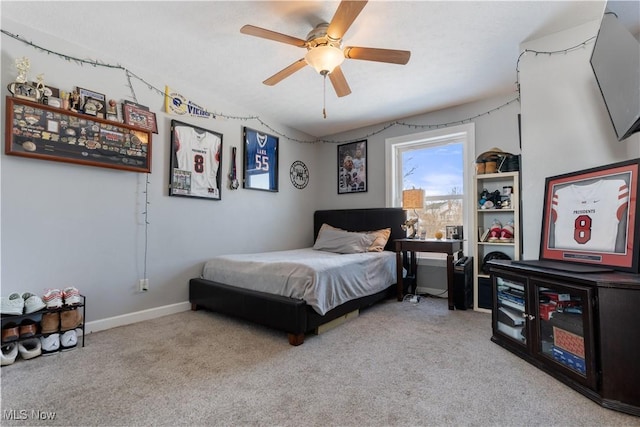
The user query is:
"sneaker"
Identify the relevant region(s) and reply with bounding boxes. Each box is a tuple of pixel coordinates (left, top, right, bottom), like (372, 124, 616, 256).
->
(60, 330, 77, 351)
(42, 289, 62, 309)
(62, 287, 81, 306)
(40, 333, 60, 355)
(40, 312, 60, 334)
(499, 220, 514, 243)
(19, 319, 38, 338)
(1, 323, 19, 343)
(1, 293, 24, 315)
(22, 292, 46, 314)
(1, 343, 18, 366)
(60, 309, 83, 331)
(18, 338, 41, 360)
(487, 219, 502, 242)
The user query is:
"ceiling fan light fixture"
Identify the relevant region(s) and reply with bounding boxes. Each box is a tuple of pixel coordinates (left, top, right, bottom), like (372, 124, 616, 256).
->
(305, 45, 345, 75)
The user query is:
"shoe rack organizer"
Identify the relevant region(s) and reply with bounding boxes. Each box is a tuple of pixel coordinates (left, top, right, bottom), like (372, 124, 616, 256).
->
(1, 296, 85, 361)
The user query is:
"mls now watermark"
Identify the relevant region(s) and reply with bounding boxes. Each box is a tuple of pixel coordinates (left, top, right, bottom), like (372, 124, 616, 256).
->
(3, 409, 56, 421)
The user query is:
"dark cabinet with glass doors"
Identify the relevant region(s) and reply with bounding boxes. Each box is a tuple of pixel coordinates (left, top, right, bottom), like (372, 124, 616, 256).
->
(488, 260, 640, 417)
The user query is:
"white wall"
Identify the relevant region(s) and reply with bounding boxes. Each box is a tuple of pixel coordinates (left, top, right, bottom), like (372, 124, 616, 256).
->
(519, 20, 640, 259)
(0, 20, 319, 322)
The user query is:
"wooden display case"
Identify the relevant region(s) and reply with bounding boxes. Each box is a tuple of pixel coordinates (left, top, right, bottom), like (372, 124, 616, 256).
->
(5, 96, 152, 173)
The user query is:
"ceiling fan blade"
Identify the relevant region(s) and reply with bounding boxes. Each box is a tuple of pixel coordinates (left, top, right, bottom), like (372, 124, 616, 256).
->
(263, 59, 308, 86)
(344, 46, 411, 65)
(328, 66, 352, 97)
(327, 0, 368, 40)
(240, 25, 306, 47)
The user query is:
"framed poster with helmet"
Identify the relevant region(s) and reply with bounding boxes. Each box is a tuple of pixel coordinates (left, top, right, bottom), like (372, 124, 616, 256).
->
(337, 140, 367, 194)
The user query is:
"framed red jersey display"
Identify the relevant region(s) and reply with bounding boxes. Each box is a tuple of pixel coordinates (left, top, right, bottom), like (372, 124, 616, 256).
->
(540, 158, 639, 273)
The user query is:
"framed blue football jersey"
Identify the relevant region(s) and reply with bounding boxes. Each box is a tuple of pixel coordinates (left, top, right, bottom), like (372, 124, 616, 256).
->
(243, 127, 278, 192)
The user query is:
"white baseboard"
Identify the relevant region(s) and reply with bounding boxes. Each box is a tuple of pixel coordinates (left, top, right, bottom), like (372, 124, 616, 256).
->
(84, 301, 191, 334)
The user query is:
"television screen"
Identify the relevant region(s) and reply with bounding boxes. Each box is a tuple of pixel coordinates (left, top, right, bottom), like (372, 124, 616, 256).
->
(590, 1, 640, 141)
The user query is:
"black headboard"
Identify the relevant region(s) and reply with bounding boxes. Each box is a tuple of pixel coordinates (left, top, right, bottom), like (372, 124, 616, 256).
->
(313, 208, 407, 251)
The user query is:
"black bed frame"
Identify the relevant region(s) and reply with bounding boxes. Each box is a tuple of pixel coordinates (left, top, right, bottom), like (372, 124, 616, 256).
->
(189, 207, 407, 345)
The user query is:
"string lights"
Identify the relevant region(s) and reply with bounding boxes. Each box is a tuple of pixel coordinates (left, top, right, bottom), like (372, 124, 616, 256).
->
(1, 28, 596, 145)
(515, 36, 596, 96)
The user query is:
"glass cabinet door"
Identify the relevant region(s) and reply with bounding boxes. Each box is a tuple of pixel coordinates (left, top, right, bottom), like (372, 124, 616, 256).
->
(531, 278, 597, 390)
(494, 273, 528, 348)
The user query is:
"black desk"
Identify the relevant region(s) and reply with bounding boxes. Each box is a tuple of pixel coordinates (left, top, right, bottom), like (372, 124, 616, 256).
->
(394, 238, 463, 310)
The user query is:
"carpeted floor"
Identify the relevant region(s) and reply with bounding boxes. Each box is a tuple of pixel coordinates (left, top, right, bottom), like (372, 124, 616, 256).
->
(1, 296, 638, 426)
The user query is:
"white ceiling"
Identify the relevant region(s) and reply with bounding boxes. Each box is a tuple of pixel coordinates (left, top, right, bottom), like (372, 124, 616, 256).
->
(2, 1, 609, 138)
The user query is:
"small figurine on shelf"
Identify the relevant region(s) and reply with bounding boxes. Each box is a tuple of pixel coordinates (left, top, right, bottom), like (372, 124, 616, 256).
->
(35, 74, 46, 103)
(69, 89, 81, 112)
(61, 91, 69, 110)
(401, 217, 419, 239)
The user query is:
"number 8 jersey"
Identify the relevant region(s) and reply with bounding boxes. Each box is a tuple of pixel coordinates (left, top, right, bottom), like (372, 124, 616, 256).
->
(174, 125, 221, 198)
(551, 179, 629, 252)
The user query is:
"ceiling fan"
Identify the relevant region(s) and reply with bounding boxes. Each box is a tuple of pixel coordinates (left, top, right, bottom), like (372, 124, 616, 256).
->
(240, 0, 411, 98)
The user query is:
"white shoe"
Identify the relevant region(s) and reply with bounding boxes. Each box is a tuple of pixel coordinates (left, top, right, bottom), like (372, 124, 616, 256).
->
(62, 286, 81, 306)
(1, 343, 18, 365)
(18, 338, 42, 360)
(40, 333, 60, 355)
(1, 293, 24, 315)
(42, 289, 62, 309)
(60, 330, 77, 350)
(22, 292, 46, 314)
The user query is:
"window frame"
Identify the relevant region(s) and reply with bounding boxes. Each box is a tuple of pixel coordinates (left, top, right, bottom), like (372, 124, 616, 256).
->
(385, 123, 475, 255)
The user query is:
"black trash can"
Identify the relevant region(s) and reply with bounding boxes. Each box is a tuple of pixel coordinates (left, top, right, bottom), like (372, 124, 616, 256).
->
(453, 256, 473, 310)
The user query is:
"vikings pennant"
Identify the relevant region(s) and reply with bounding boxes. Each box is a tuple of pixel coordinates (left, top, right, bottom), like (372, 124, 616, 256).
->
(164, 86, 214, 119)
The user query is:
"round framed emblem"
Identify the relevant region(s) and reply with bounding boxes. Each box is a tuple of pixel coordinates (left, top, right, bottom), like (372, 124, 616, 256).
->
(289, 160, 309, 189)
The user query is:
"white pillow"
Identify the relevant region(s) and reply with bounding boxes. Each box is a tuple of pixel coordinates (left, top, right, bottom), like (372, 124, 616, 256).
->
(314, 223, 392, 252)
(313, 225, 375, 254)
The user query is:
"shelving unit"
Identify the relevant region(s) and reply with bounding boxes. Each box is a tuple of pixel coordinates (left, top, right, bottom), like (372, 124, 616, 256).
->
(473, 171, 521, 312)
(1, 296, 85, 363)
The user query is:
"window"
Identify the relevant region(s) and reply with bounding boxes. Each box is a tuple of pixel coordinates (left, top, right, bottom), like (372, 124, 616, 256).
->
(386, 124, 474, 252)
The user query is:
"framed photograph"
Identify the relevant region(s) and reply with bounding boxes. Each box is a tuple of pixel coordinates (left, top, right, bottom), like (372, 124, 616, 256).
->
(338, 140, 367, 194)
(41, 85, 60, 105)
(243, 127, 278, 192)
(540, 158, 639, 273)
(77, 87, 106, 118)
(5, 96, 151, 173)
(169, 120, 222, 200)
(123, 103, 158, 134)
(83, 97, 103, 117)
(45, 96, 62, 109)
(446, 225, 463, 240)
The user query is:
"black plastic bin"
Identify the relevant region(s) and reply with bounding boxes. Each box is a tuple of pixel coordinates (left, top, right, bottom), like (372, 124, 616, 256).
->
(453, 256, 473, 310)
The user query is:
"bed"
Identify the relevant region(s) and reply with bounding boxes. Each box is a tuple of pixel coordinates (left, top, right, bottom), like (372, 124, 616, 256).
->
(189, 207, 406, 345)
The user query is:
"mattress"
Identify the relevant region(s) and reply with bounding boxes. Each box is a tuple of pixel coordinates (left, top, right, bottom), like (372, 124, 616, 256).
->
(201, 248, 396, 315)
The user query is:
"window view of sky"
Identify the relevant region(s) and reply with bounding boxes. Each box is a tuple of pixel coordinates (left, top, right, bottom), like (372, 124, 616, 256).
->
(403, 142, 463, 197)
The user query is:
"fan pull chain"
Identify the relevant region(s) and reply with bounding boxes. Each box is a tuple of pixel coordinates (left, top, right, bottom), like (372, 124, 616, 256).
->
(322, 73, 327, 119)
